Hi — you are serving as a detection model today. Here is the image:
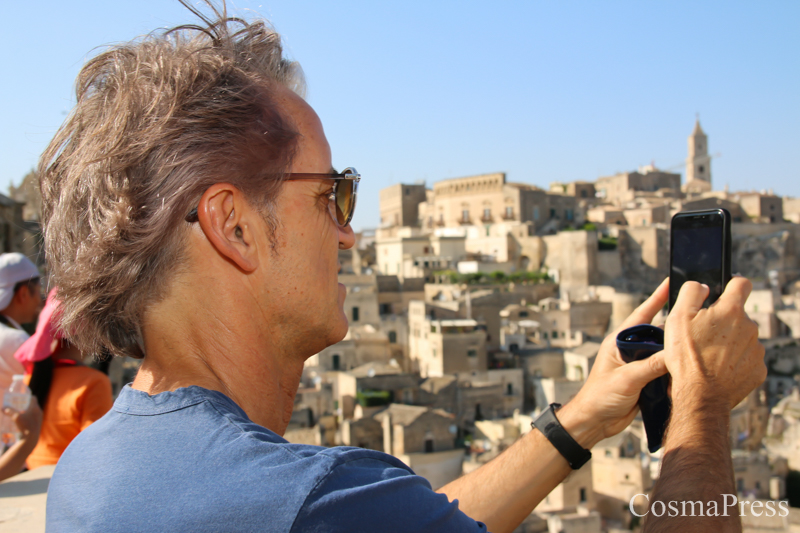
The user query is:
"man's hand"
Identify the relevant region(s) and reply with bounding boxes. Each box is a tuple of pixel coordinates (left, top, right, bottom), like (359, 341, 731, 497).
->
(559, 278, 670, 448)
(664, 278, 766, 411)
(643, 278, 766, 533)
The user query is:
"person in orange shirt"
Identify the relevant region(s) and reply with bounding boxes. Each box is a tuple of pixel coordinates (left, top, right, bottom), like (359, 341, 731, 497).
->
(14, 289, 112, 469)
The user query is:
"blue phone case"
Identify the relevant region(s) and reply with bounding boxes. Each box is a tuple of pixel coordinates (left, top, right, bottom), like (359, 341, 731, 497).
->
(616, 324, 670, 453)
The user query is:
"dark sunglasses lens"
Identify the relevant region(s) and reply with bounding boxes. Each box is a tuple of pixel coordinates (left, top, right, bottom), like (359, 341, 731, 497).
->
(336, 179, 354, 225)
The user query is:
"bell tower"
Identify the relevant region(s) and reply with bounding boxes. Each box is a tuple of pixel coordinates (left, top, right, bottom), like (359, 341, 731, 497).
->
(685, 119, 711, 190)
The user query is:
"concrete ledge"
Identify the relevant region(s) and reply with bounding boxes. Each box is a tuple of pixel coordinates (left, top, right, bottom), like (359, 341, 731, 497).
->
(0, 464, 54, 533)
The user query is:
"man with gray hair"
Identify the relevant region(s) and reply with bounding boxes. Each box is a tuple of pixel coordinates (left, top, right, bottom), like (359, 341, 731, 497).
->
(41, 3, 765, 532)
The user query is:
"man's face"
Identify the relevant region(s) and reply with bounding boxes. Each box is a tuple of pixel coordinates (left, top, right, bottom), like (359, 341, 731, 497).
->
(256, 88, 355, 357)
(22, 281, 43, 324)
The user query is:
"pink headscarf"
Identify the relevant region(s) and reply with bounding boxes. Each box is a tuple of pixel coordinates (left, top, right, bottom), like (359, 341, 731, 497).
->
(14, 288, 63, 372)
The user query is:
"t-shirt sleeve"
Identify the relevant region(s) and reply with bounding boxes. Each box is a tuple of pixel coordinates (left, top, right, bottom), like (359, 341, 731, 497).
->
(79, 372, 113, 430)
(290, 456, 488, 533)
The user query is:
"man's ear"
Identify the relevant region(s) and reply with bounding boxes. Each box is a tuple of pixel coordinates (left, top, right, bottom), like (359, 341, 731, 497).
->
(196, 184, 259, 272)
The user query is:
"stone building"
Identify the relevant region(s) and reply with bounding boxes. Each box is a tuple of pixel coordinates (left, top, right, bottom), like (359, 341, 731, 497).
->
(417, 374, 509, 429)
(414, 172, 579, 234)
(379, 183, 427, 228)
(591, 431, 651, 523)
(541, 231, 600, 298)
(595, 168, 681, 206)
(535, 458, 595, 514)
(563, 342, 601, 382)
(375, 403, 462, 489)
(622, 201, 670, 227)
(549, 181, 596, 200)
(375, 231, 466, 281)
(586, 205, 626, 226)
(408, 300, 488, 377)
(500, 297, 611, 350)
(737, 192, 784, 223)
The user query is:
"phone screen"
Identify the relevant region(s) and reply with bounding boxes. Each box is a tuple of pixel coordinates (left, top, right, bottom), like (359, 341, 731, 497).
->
(669, 212, 726, 310)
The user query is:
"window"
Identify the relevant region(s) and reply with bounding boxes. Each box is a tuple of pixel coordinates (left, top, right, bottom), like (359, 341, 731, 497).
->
(462, 209, 470, 222)
(332, 354, 341, 371)
(579, 488, 587, 503)
(549, 208, 556, 219)
(566, 209, 574, 221)
(379, 303, 392, 315)
(485, 226, 490, 237)
(552, 330, 558, 339)
(519, 311, 528, 317)
(506, 383, 513, 396)
(543, 332, 548, 340)
(405, 188, 410, 196)
(432, 348, 437, 358)
(467, 349, 477, 357)
(737, 478, 744, 493)
(431, 324, 437, 333)
(483, 208, 491, 220)
(533, 207, 540, 221)
(352, 307, 360, 322)
(505, 206, 513, 219)
(388, 331, 397, 343)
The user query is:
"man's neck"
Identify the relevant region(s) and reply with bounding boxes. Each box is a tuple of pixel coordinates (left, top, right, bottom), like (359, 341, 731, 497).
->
(131, 277, 306, 435)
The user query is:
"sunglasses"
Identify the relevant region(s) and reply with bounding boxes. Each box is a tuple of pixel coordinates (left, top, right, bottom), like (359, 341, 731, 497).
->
(284, 167, 360, 227)
(184, 167, 360, 227)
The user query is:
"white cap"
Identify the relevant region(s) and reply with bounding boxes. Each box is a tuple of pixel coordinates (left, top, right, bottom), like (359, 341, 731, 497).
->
(0, 253, 40, 311)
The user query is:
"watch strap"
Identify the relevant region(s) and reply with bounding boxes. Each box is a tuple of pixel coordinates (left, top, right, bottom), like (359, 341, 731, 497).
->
(532, 403, 592, 469)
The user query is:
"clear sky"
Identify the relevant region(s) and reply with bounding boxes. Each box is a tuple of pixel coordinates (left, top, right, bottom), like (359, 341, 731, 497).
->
(2, 1, 797, 232)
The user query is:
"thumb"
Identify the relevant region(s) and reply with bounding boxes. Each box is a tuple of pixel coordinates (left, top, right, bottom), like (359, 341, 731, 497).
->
(617, 351, 667, 392)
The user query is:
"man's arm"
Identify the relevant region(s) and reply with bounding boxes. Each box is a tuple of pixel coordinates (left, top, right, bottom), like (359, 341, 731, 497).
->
(643, 279, 765, 533)
(438, 280, 673, 533)
(0, 398, 42, 481)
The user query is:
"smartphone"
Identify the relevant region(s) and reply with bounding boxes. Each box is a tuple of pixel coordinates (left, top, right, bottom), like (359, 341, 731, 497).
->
(669, 208, 732, 310)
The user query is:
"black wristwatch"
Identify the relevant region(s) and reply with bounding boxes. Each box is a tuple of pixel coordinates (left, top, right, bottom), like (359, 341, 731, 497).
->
(531, 403, 592, 469)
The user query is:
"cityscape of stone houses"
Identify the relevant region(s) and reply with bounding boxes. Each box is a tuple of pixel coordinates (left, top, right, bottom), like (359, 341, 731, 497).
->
(4, 121, 800, 532)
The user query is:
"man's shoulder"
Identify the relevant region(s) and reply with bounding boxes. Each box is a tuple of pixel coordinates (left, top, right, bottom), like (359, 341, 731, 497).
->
(45, 389, 422, 532)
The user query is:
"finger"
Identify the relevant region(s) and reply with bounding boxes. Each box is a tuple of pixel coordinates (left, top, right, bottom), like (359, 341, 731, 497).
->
(671, 281, 710, 317)
(714, 276, 752, 309)
(618, 278, 669, 331)
(617, 351, 668, 392)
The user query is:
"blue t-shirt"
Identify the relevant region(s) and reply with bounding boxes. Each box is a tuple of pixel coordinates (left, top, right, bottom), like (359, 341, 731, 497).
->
(46, 385, 487, 532)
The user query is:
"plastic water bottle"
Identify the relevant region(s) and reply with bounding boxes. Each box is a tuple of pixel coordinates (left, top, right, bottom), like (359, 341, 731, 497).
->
(1, 375, 31, 448)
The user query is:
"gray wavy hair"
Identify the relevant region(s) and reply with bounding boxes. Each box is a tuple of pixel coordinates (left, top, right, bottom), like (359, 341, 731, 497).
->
(39, 1, 304, 359)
